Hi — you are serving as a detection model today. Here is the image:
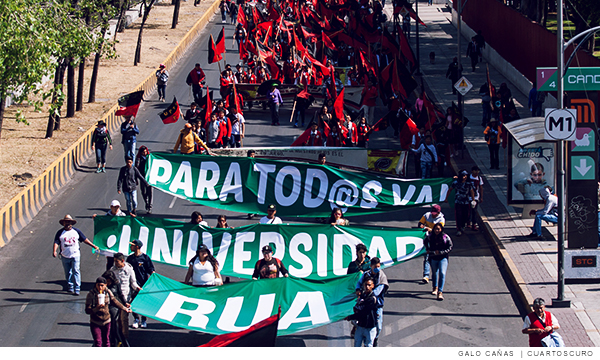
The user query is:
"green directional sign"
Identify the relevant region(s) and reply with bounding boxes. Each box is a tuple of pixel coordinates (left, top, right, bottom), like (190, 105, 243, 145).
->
(537, 67, 600, 92)
(571, 156, 595, 180)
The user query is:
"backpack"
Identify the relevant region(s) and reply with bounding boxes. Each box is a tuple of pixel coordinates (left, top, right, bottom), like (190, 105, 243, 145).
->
(536, 90, 546, 103)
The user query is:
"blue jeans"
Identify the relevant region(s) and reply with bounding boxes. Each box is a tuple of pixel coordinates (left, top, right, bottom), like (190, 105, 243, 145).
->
(270, 103, 280, 124)
(431, 257, 448, 292)
(532, 213, 558, 236)
(61, 255, 81, 292)
(423, 253, 430, 277)
(375, 307, 383, 340)
(123, 139, 136, 161)
(354, 326, 377, 347)
(95, 143, 107, 165)
(421, 161, 432, 179)
(157, 84, 166, 99)
(123, 190, 137, 214)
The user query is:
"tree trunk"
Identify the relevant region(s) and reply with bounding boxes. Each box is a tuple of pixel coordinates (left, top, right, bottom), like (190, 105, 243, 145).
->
(46, 62, 66, 138)
(172, 0, 181, 29)
(66, 59, 75, 118)
(542, 0, 549, 27)
(76, 58, 85, 111)
(134, 1, 154, 66)
(0, 94, 5, 143)
(116, 0, 128, 34)
(89, 27, 107, 103)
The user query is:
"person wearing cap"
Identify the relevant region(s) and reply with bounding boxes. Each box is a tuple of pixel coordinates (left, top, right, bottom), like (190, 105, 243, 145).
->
(120, 115, 139, 162)
(53, 215, 99, 295)
(268, 84, 283, 126)
(110, 253, 142, 329)
(91, 120, 113, 173)
(252, 245, 289, 280)
(418, 204, 446, 284)
(92, 200, 127, 270)
(127, 239, 155, 329)
(260, 204, 282, 224)
(117, 156, 148, 215)
(468, 166, 484, 231)
(448, 170, 475, 236)
(173, 122, 211, 155)
(85, 276, 132, 347)
(155, 63, 169, 102)
(184, 244, 223, 287)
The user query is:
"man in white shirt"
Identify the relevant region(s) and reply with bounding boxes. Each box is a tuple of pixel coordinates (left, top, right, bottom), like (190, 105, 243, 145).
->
(52, 215, 99, 295)
(260, 204, 282, 224)
(229, 106, 245, 148)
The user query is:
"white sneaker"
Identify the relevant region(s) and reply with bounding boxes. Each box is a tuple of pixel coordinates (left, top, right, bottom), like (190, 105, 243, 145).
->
(141, 320, 147, 328)
(132, 319, 139, 329)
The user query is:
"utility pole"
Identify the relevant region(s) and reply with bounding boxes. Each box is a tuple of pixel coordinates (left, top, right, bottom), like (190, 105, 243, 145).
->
(415, 0, 421, 75)
(554, 0, 570, 308)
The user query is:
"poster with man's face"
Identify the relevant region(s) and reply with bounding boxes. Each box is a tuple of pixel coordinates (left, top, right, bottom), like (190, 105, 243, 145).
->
(508, 138, 556, 203)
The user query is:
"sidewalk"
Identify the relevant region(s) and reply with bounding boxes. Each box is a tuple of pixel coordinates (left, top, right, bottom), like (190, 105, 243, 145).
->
(404, 3, 600, 347)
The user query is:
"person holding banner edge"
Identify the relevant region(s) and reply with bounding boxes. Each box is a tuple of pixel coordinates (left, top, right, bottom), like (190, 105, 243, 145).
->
(252, 245, 289, 280)
(185, 244, 223, 287)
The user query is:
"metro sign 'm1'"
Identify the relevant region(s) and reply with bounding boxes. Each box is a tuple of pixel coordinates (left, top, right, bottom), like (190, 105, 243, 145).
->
(544, 108, 577, 141)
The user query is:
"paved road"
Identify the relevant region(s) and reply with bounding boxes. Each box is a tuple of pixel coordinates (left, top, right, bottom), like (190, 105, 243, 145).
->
(0, 14, 527, 347)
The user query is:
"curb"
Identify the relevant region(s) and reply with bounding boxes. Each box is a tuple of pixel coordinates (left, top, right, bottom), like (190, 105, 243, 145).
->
(0, 0, 222, 247)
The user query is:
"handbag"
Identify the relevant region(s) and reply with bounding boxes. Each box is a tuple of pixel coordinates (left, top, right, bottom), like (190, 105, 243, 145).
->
(541, 332, 565, 347)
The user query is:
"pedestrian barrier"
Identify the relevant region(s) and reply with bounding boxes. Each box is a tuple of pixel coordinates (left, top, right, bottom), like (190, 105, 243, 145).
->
(0, 0, 222, 247)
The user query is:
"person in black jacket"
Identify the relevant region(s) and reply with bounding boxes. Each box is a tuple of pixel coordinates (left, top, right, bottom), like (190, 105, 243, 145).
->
(347, 277, 378, 347)
(126, 239, 155, 329)
(446, 57, 462, 95)
(117, 157, 148, 215)
(424, 223, 453, 301)
(135, 146, 152, 213)
(91, 120, 113, 173)
(102, 270, 130, 347)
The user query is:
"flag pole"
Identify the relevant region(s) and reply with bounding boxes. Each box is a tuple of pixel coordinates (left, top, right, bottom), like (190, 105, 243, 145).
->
(290, 97, 298, 122)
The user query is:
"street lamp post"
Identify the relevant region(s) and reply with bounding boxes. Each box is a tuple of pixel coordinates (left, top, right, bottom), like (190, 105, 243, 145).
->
(553, 0, 570, 308)
(415, 0, 421, 75)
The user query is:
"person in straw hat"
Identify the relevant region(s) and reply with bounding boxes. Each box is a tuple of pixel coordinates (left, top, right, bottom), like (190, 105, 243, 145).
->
(52, 215, 99, 295)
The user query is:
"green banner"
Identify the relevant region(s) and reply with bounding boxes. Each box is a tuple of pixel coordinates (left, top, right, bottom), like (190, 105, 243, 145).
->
(146, 153, 452, 217)
(130, 272, 361, 336)
(93, 216, 425, 280)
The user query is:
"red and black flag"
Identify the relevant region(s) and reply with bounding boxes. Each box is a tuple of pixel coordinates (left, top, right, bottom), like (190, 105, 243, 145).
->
(216, 27, 226, 56)
(200, 308, 280, 347)
(322, 32, 337, 52)
(159, 97, 181, 124)
(382, 26, 399, 54)
(208, 34, 222, 64)
(115, 90, 144, 117)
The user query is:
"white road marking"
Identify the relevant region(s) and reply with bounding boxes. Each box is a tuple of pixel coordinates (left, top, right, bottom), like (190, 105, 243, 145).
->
(169, 196, 177, 209)
(19, 302, 28, 313)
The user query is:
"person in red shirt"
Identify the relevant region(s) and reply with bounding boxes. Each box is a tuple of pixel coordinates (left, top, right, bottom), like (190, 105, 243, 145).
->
(220, 69, 236, 99)
(283, 54, 295, 84)
(522, 298, 561, 347)
(327, 122, 343, 147)
(362, 80, 378, 125)
(343, 114, 358, 147)
(186, 63, 206, 103)
(304, 122, 324, 146)
(357, 117, 371, 148)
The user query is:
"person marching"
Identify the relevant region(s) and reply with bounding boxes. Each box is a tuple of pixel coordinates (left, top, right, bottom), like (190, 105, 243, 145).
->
(260, 204, 282, 224)
(252, 245, 289, 279)
(424, 223, 453, 301)
(91, 120, 113, 173)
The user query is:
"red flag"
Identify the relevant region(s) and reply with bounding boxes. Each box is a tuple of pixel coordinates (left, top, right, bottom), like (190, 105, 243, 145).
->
(333, 87, 345, 121)
(322, 119, 331, 138)
(399, 118, 418, 149)
(237, 5, 247, 29)
(322, 32, 337, 52)
(308, 56, 330, 76)
(216, 27, 226, 56)
(294, 31, 308, 58)
(205, 86, 212, 122)
(159, 97, 180, 124)
(397, 24, 416, 70)
(115, 90, 144, 117)
(371, 112, 393, 132)
(246, 40, 259, 57)
(264, 55, 281, 81)
(208, 34, 222, 64)
(252, 6, 261, 26)
(239, 39, 248, 60)
(200, 309, 280, 347)
(291, 127, 312, 146)
(359, 50, 374, 75)
(392, 58, 407, 98)
(300, 26, 316, 41)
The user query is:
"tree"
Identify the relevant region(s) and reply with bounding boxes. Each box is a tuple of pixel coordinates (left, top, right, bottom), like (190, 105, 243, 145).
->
(565, 0, 600, 53)
(0, 0, 61, 143)
(45, 1, 95, 138)
(134, 0, 157, 66)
